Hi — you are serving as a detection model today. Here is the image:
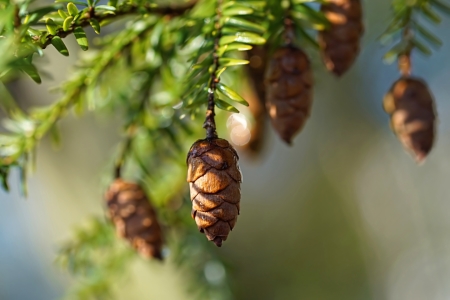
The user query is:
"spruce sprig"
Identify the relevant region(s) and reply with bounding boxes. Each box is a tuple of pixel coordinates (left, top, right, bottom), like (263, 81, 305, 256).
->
(381, 0, 450, 64)
(182, 0, 267, 117)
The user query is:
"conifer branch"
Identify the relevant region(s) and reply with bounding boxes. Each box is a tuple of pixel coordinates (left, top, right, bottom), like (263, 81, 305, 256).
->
(398, 26, 413, 76)
(381, 0, 449, 63)
(36, 1, 197, 49)
(0, 20, 155, 168)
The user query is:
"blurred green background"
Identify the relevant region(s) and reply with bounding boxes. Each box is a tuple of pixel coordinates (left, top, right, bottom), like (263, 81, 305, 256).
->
(2, 0, 450, 299)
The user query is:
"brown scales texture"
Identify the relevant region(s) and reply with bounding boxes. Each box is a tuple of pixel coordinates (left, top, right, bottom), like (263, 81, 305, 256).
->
(105, 179, 163, 259)
(318, 0, 364, 76)
(383, 77, 436, 163)
(265, 46, 313, 144)
(187, 138, 241, 247)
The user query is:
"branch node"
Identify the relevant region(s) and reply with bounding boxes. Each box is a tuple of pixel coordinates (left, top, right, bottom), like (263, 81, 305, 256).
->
(398, 52, 412, 76)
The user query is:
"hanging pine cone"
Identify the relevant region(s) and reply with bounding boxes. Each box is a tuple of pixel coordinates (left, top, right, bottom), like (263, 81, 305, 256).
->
(105, 179, 163, 259)
(318, 0, 364, 76)
(241, 46, 268, 153)
(265, 46, 313, 144)
(187, 138, 241, 247)
(383, 76, 436, 163)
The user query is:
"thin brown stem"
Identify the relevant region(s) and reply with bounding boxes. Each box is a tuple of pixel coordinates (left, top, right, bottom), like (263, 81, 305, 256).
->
(14, 5, 21, 28)
(114, 130, 134, 178)
(398, 52, 411, 76)
(399, 13, 413, 76)
(114, 82, 151, 178)
(203, 0, 223, 140)
(283, 17, 295, 46)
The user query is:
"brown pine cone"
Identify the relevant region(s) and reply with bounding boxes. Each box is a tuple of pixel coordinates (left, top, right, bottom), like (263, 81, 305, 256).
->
(383, 77, 437, 163)
(242, 46, 268, 153)
(105, 179, 163, 259)
(265, 46, 313, 144)
(318, 0, 364, 76)
(187, 138, 241, 247)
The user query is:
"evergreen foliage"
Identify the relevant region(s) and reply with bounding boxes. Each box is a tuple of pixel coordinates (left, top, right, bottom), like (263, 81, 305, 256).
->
(0, 0, 449, 298)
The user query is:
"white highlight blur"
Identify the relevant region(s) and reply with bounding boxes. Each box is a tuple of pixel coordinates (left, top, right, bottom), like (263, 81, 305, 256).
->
(204, 260, 226, 285)
(227, 113, 251, 146)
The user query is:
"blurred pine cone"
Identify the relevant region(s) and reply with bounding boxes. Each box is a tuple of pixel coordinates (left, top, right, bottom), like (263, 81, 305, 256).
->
(265, 46, 313, 144)
(318, 0, 364, 76)
(105, 179, 163, 259)
(383, 77, 436, 163)
(242, 46, 268, 154)
(187, 138, 241, 247)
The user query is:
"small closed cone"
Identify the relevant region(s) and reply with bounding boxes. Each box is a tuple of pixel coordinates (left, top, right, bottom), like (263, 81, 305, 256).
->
(318, 0, 364, 76)
(265, 46, 313, 144)
(383, 76, 436, 163)
(187, 138, 241, 247)
(105, 179, 163, 259)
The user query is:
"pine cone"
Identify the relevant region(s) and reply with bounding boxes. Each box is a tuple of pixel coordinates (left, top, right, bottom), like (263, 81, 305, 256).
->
(187, 138, 241, 247)
(265, 46, 313, 144)
(383, 77, 436, 163)
(318, 0, 364, 76)
(242, 46, 268, 153)
(105, 179, 163, 259)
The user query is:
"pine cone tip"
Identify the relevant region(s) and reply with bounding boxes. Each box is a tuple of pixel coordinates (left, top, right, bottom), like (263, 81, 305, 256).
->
(282, 136, 293, 146)
(137, 244, 163, 260)
(213, 237, 223, 247)
(415, 152, 426, 165)
(154, 251, 163, 260)
(332, 68, 345, 77)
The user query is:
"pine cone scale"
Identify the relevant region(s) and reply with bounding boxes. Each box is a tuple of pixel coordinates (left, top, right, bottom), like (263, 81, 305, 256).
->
(208, 202, 239, 221)
(200, 148, 235, 169)
(205, 221, 231, 238)
(194, 211, 219, 228)
(192, 169, 232, 194)
(215, 181, 241, 204)
(271, 76, 306, 98)
(193, 193, 224, 210)
(226, 164, 242, 182)
(193, 185, 241, 206)
(187, 156, 212, 182)
(228, 218, 237, 230)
